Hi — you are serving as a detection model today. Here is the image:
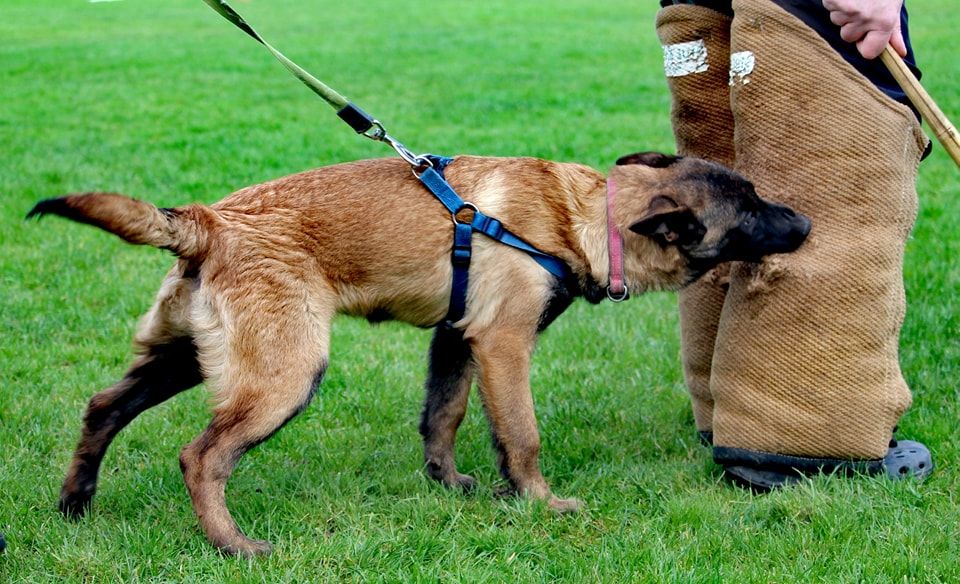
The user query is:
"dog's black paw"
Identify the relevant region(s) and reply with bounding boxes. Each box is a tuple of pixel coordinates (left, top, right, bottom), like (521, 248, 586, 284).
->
(449, 473, 477, 493)
(58, 491, 93, 520)
(425, 461, 477, 493)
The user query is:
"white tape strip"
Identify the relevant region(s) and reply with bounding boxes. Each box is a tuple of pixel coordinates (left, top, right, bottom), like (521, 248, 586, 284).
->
(662, 40, 708, 78)
(729, 51, 756, 86)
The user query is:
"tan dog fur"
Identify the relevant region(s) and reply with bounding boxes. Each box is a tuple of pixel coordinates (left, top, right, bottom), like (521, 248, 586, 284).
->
(31, 153, 809, 555)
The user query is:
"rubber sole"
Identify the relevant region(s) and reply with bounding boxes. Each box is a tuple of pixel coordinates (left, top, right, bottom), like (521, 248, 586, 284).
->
(722, 439, 933, 492)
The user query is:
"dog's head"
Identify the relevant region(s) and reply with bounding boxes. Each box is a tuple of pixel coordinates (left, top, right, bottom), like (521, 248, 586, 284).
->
(610, 152, 811, 287)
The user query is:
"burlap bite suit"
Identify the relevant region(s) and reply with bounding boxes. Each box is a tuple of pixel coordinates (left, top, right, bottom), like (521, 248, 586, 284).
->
(656, 0, 932, 488)
(656, 4, 734, 441)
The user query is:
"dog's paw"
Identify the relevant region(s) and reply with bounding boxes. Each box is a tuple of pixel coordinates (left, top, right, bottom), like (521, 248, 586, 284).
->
(445, 472, 477, 493)
(58, 492, 92, 520)
(548, 496, 584, 514)
(59, 474, 99, 519)
(218, 537, 273, 557)
(426, 461, 477, 493)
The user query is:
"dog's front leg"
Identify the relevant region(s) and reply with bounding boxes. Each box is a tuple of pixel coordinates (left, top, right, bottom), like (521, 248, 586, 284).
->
(420, 326, 477, 490)
(471, 326, 582, 513)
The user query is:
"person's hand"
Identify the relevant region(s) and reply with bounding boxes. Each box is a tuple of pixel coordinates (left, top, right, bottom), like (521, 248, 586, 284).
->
(822, 0, 906, 59)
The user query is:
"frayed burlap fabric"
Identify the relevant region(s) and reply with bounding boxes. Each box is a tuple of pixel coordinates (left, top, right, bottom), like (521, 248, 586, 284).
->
(710, 0, 928, 459)
(656, 5, 735, 434)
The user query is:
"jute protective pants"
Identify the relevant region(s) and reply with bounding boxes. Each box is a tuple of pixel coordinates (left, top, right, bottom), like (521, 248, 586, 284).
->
(656, 5, 735, 436)
(657, 0, 928, 461)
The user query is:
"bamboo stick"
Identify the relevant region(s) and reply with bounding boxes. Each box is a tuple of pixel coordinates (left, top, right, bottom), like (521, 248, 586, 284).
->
(880, 45, 960, 167)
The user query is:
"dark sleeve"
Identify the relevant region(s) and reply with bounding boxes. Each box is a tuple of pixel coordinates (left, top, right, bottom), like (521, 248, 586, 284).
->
(773, 0, 920, 114)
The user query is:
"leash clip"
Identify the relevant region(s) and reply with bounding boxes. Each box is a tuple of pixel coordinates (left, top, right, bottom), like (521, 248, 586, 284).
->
(360, 119, 388, 141)
(385, 133, 433, 174)
(362, 121, 432, 172)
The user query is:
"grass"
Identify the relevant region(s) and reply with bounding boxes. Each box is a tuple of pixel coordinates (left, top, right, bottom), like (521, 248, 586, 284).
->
(2, 0, 958, 581)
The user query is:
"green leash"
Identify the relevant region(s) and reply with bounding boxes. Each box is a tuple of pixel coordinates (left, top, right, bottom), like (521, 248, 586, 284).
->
(201, 0, 347, 109)
(200, 0, 427, 167)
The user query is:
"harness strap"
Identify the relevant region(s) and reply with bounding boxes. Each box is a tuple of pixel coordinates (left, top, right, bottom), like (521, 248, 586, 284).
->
(448, 222, 473, 323)
(417, 164, 466, 215)
(418, 156, 570, 326)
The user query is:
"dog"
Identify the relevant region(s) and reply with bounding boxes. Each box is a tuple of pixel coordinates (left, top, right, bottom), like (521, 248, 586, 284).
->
(29, 151, 810, 555)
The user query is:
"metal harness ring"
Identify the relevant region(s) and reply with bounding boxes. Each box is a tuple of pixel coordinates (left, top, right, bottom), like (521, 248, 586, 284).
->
(452, 202, 479, 225)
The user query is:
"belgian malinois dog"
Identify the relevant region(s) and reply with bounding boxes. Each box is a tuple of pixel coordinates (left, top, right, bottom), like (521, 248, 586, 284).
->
(29, 152, 810, 555)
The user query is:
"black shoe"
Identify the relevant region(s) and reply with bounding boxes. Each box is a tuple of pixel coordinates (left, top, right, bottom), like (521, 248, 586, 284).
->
(717, 438, 933, 493)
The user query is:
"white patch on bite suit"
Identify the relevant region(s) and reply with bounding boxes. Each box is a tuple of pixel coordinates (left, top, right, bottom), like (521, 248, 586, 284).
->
(662, 40, 708, 77)
(729, 51, 755, 85)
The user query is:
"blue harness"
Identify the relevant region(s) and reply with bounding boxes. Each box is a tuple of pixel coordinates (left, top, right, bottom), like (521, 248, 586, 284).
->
(417, 155, 571, 328)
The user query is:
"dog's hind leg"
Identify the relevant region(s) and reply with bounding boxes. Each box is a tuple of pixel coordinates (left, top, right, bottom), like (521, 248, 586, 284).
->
(179, 362, 326, 556)
(179, 291, 331, 556)
(60, 271, 203, 518)
(59, 339, 202, 518)
(420, 326, 477, 491)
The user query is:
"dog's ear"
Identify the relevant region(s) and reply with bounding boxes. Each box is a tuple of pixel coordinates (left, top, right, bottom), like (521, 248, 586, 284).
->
(615, 152, 683, 167)
(629, 195, 705, 246)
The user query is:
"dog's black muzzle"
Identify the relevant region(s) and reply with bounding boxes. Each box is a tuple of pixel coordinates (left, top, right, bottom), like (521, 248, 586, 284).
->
(740, 202, 812, 261)
(682, 200, 812, 283)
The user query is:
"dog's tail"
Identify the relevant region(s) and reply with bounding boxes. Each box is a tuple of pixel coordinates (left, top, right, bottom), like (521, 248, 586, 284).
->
(26, 192, 216, 259)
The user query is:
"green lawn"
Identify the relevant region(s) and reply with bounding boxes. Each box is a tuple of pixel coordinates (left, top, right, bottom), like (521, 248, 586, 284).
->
(2, 0, 958, 582)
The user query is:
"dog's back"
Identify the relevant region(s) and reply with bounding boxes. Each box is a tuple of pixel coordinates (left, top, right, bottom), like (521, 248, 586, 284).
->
(28, 157, 601, 327)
